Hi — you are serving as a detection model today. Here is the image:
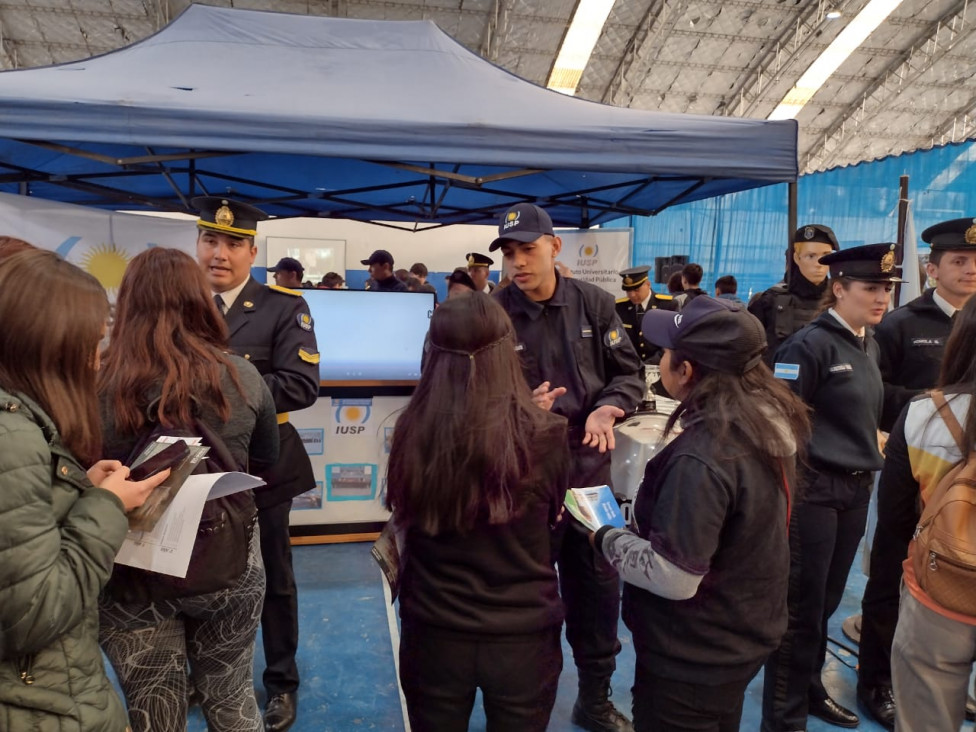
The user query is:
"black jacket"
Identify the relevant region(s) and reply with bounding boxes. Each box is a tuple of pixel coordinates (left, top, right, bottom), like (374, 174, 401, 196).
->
(874, 288, 953, 431)
(494, 273, 643, 487)
(224, 278, 320, 508)
(617, 417, 791, 684)
(774, 311, 884, 478)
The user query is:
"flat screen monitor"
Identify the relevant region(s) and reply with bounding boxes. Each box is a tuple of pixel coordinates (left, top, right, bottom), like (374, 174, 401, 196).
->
(301, 289, 434, 384)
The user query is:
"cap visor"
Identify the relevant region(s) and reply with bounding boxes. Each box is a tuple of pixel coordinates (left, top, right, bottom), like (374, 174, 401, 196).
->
(488, 229, 546, 252)
(641, 309, 679, 349)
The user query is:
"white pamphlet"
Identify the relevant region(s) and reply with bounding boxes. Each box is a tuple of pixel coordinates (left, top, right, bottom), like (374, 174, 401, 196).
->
(114, 472, 264, 578)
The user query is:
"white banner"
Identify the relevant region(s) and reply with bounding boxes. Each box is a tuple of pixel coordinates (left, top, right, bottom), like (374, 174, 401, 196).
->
(557, 228, 632, 297)
(0, 192, 196, 299)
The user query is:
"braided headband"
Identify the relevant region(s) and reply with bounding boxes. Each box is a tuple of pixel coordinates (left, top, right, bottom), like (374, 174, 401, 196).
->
(428, 332, 511, 360)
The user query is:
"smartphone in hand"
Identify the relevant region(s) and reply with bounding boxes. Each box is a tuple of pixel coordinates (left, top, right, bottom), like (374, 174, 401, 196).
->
(128, 439, 190, 482)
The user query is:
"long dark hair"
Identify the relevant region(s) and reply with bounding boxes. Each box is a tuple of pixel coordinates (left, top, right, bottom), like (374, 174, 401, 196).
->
(0, 249, 109, 464)
(385, 292, 564, 535)
(98, 247, 245, 434)
(665, 355, 811, 489)
(938, 295, 976, 450)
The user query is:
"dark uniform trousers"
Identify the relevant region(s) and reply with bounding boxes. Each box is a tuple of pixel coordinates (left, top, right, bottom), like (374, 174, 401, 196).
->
(761, 470, 872, 731)
(560, 440, 622, 681)
(222, 278, 320, 698)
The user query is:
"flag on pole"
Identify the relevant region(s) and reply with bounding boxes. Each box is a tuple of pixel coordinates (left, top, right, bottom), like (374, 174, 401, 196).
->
(898, 200, 922, 307)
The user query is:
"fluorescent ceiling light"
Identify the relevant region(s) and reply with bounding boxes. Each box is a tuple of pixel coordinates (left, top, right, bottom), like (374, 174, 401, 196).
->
(826, 10, 842, 19)
(768, 0, 905, 120)
(547, 0, 617, 96)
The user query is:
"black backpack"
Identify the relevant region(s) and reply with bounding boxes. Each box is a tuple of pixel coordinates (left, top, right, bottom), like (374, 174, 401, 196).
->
(104, 415, 258, 604)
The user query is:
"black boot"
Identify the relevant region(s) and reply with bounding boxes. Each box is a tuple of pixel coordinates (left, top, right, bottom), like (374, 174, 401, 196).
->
(571, 677, 634, 732)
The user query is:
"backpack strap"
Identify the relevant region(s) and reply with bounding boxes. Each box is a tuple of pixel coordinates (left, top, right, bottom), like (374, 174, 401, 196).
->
(931, 390, 967, 455)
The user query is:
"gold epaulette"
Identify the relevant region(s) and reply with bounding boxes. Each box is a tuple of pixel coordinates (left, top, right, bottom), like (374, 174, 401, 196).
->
(268, 284, 302, 296)
(615, 296, 629, 304)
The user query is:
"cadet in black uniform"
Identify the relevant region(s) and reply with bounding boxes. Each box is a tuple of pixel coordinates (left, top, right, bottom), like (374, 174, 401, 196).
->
(194, 197, 319, 732)
(749, 224, 840, 368)
(762, 243, 903, 732)
(491, 203, 643, 732)
(857, 217, 976, 728)
(362, 249, 408, 292)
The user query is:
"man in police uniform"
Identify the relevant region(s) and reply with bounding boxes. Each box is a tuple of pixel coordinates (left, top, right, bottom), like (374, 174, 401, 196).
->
(194, 197, 319, 732)
(492, 203, 643, 732)
(749, 224, 840, 367)
(615, 265, 674, 364)
(857, 217, 976, 728)
(466, 252, 496, 293)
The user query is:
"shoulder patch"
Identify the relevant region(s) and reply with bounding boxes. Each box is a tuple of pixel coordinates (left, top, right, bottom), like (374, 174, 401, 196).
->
(268, 284, 302, 297)
(773, 363, 800, 380)
(605, 328, 624, 348)
(297, 313, 314, 331)
(298, 348, 320, 365)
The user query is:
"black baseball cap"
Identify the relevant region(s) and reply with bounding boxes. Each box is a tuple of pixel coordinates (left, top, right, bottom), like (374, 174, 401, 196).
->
(361, 249, 394, 267)
(642, 296, 766, 374)
(819, 243, 904, 282)
(267, 257, 304, 274)
(489, 203, 555, 252)
(193, 196, 268, 238)
(921, 217, 976, 251)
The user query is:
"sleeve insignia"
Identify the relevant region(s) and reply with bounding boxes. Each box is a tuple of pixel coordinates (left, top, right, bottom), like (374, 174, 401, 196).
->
(297, 313, 314, 331)
(605, 328, 623, 348)
(298, 348, 320, 364)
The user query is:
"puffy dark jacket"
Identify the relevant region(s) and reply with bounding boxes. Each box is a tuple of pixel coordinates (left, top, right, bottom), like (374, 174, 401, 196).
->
(0, 387, 130, 732)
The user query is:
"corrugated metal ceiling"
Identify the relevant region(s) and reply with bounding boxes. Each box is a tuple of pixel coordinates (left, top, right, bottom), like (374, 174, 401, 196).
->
(1, 0, 974, 175)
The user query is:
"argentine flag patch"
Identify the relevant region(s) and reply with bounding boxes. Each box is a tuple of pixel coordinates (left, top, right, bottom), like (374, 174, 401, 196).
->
(774, 362, 800, 381)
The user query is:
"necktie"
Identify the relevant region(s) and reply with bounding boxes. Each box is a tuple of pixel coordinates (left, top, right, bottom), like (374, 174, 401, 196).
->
(214, 293, 226, 315)
(951, 311, 958, 322)
(856, 335, 866, 352)
(636, 303, 645, 318)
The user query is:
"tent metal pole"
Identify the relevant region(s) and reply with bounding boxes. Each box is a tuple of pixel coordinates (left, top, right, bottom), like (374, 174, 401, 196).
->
(787, 181, 797, 287)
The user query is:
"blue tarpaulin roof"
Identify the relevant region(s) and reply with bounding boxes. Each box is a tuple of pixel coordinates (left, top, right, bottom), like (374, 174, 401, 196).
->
(0, 4, 798, 228)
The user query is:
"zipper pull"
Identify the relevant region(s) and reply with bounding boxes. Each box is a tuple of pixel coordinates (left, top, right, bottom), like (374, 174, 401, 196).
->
(929, 552, 938, 572)
(19, 656, 34, 685)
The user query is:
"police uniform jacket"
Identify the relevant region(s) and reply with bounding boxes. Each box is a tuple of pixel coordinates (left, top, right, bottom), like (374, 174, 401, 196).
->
(615, 293, 674, 364)
(774, 311, 884, 491)
(874, 288, 953, 432)
(225, 278, 319, 509)
(494, 272, 643, 487)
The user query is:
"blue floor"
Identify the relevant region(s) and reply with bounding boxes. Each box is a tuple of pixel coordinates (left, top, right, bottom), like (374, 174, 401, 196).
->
(171, 541, 974, 731)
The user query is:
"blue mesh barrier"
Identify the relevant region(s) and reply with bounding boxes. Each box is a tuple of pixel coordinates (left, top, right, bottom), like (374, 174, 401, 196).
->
(605, 140, 976, 301)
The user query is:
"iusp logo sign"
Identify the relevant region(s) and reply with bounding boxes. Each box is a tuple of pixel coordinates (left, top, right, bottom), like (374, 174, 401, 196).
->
(578, 243, 599, 258)
(333, 398, 372, 435)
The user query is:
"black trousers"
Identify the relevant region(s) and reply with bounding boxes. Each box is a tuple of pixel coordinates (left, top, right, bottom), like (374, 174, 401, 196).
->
(761, 472, 871, 731)
(858, 474, 915, 689)
(258, 499, 300, 696)
(561, 444, 623, 683)
(632, 664, 754, 732)
(399, 621, 562, 732)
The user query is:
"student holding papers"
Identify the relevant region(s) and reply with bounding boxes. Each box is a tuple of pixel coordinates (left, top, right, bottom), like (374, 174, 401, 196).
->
(0, 249, 169, 732)
(96, 248, 279, 732)
(386, 293, 570, 732)
(592, 297, 810, 732)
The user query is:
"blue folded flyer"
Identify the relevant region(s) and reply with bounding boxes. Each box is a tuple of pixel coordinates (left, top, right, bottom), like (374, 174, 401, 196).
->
(564, 485, 625, 531)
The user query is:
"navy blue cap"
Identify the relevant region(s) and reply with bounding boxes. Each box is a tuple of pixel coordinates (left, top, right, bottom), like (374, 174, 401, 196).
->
(642, 296, 766, 374)
(446, 267, 476, 290)
(794, 224, 839, 249)
(921, 217, 976, 251)
(489, 203, 555, 252)
(361, 249, 394, 267)
(267, 256, 303, 274)
(819, 243, 904, 282)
